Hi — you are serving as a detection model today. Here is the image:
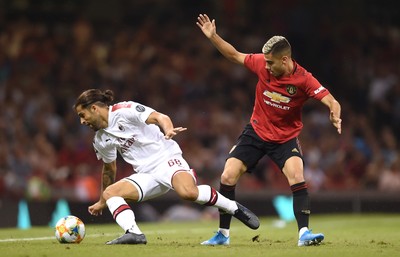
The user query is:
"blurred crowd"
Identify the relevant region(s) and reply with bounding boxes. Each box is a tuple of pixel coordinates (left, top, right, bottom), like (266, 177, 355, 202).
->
(0, 0, 399, 202)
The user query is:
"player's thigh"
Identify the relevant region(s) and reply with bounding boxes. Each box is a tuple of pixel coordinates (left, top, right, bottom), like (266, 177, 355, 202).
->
(220, 157, 248, 185)
(282, 156, 305, 185)
(155, 155, 193, 187)
(269, 137, 305, 185)
(172, 171, 198, 200)
(227, 134, 265, 177)
(123, 173, 170, 202)
(103, 180, 140, 201)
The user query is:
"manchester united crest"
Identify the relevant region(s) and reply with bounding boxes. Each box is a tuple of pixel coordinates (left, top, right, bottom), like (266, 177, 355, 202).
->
(286, 85, 297, 95)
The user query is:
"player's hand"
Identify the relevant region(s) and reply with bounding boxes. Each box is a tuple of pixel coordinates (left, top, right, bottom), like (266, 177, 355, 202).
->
(330, 111, 342, 134)
(88, 201, 106, 216)
(164, 127, 187, 139)
(196, 14, 216, 38)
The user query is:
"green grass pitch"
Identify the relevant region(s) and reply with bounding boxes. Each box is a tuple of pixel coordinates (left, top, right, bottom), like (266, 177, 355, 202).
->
(1, 214, 399, 257)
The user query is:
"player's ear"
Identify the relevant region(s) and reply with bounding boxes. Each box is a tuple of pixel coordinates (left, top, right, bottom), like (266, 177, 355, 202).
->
(90, 104, 97, 112)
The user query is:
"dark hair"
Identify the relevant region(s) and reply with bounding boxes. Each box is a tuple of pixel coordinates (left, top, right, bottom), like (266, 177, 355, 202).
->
(73, 89, 114, 109)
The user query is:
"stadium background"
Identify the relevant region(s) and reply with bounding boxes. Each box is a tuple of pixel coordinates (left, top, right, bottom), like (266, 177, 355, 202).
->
(0, 0, 399, 227)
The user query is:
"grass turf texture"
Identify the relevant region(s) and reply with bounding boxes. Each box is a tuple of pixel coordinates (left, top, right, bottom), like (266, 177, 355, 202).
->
(1, 214, 399, 257)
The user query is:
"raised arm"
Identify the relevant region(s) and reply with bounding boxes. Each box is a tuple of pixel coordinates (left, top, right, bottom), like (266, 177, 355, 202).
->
(321, 94, 342, 134)
(196, 14, 247, 65)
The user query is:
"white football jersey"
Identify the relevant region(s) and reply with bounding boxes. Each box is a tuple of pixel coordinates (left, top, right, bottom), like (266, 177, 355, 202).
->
(93, 101, 183, 173)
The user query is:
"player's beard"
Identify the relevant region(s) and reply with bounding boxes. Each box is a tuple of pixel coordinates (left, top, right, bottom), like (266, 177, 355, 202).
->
(271, 70, 284, 78)
(87, 121, 101, 131)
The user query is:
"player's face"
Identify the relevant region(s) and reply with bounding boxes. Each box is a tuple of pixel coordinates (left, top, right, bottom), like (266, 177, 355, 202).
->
(264, 53, 286, 77)
(76, 105, 102, 131)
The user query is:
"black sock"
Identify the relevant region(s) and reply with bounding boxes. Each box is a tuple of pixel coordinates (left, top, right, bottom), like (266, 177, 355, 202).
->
(219, 183, 236, 229)
(291, 182, 310, 231)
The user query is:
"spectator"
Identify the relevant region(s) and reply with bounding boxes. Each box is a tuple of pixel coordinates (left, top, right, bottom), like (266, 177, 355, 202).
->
(378, 157, 400, 192)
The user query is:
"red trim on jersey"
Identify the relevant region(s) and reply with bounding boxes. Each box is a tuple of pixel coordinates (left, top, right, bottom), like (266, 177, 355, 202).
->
(296, 137, 303, 155)
(244, 54, 330, 143)
(111, 103, 132, 112)
(190, 168, 198, 182)
(171, 169, 198, 187)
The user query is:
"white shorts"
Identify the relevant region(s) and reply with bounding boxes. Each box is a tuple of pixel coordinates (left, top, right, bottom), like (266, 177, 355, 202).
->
(122, 154, 197, 202)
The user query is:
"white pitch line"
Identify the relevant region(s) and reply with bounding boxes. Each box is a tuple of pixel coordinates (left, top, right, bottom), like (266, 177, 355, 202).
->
(0, 236, 55, 242)
(0, 233, 121, 243)
(0, 226, 247, 243)
(0, 231, 171, 243)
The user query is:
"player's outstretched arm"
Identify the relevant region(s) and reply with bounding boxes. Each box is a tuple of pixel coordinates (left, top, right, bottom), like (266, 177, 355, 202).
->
(146, 111, 187, 139)
(196, 14, 246, 65)
(321, 94, 342, 134)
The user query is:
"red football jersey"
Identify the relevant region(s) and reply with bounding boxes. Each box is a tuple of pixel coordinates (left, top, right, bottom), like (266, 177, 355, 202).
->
(244, 53, 330, 143)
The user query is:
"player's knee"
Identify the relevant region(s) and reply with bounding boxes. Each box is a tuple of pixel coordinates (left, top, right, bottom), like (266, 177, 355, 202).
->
(287, 172, 304, 185)
(102, 186, 117, 201)
(294, 173, 305, 183)
(177, 186, 198, 201)
(221, 172, 239, 185)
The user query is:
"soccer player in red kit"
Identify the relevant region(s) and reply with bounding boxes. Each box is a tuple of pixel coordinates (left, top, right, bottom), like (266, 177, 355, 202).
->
(197, 14, 342, 246)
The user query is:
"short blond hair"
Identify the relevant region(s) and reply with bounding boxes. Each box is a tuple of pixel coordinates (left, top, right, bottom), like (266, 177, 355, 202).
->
(262, 36, 291, 56)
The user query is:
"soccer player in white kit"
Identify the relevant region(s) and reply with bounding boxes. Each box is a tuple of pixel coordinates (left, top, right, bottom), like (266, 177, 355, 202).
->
(73, 89, 260, 245)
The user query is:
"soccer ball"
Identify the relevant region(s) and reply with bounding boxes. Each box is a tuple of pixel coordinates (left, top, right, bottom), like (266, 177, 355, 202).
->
(55, 215, 85, 243)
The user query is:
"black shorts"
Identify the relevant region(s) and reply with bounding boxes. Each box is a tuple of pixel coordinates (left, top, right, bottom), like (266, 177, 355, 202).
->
(228, 124, 304, 172)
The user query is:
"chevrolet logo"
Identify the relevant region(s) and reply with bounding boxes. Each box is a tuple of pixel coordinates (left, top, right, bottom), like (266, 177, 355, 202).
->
(263, 90, 291, 103)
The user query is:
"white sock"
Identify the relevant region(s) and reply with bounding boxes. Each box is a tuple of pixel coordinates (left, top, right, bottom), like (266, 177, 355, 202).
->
(299, 227, 309, 238)
(195, 185, 238, 214)
(218, 228, 230, 237)
(106, 196, 142, 234)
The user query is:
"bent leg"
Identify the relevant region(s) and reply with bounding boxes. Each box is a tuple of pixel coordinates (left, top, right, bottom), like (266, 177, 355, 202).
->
(172, 170, 259, 230)
(171, 158, 247, 214)
(172, 172, 237, 214)
(198, 158, 259, 245)
(218, 157, 247, 229)
(103, 180, 143, 235)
